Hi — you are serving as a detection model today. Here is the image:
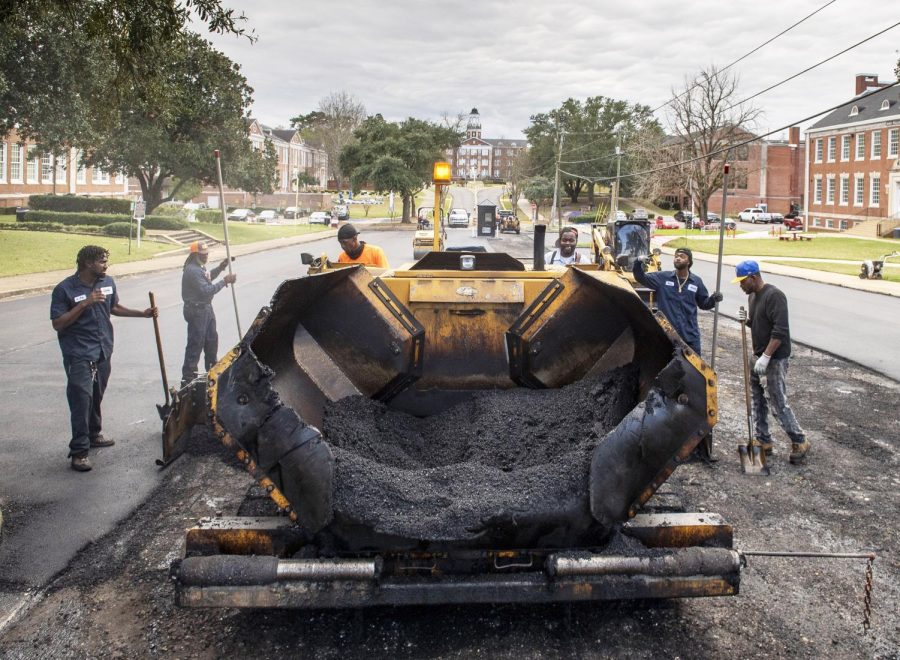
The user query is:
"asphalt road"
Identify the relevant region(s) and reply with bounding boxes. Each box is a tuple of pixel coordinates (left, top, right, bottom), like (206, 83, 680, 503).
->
(0, 223, 896, 603)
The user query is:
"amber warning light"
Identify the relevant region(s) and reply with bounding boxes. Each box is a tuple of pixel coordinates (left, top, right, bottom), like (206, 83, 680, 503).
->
(432, 161, 452, 184)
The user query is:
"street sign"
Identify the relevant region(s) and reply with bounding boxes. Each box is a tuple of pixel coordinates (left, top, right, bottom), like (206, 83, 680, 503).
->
(133, 200, 146, 220)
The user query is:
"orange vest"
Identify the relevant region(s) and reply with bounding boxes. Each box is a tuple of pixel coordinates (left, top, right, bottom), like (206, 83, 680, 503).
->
(337, 243, 390, 268)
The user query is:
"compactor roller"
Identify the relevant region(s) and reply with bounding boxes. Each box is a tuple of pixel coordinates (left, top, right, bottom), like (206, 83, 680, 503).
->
(171, 251, 738, 609)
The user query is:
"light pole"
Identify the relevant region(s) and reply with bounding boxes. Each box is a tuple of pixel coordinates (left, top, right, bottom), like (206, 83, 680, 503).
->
(432, 161, 452, 252)
(612, 123, 624, 222)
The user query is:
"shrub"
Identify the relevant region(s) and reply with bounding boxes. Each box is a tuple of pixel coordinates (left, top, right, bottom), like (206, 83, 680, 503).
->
(24, 210, 126, 226)
(143, 215, 188, 230)
(0, 207, 18, 215)
(567, 213, 594, 224)
(152, 205, 184, 216)
(28, 195, 132, 214)
(103, 222, 144, 237)
(195, 209, 223, 224)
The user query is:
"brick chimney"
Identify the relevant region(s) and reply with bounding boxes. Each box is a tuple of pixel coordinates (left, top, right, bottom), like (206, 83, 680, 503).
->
(855, 74, 888, 95)
(788, 126, 800, 146)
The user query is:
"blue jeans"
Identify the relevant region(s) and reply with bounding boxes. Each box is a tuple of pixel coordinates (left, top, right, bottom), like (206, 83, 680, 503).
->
(63, 356, 111, 457)
(181, 303, 218, 385)
(750, 357, 806, 445)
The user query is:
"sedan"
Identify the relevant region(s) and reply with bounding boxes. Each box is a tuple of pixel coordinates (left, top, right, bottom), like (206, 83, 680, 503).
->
(447, 208, 470, 228)
(309, 211, 333, 225)
(284, 206, 300, 219)
(701, 219, 737, 232)
(258, 210, 278, 224)
(227, 208, 255, 222)
(654, 216, 682, 230)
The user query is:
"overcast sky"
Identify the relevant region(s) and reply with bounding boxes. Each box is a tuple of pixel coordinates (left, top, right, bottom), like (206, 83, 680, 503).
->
(203, 0, 899, 142)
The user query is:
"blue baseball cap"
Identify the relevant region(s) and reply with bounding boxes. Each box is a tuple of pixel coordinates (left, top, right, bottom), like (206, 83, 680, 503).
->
(732, 260, 760, 283)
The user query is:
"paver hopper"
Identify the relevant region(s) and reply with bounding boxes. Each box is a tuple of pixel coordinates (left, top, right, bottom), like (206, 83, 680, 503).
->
(169, 249, 738, 609)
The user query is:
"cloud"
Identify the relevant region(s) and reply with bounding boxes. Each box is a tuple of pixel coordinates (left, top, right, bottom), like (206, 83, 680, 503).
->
(205, 0, 900, 139)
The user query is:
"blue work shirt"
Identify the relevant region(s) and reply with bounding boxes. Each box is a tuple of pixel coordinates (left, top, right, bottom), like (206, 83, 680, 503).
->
(50, 273, 119, 361)
(181, 259, 226, 304)
(632, 263, 715, 353)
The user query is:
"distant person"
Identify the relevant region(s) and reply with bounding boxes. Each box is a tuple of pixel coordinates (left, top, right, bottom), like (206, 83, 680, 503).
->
(633, 247, 722, 354)
(181, 241, 236, 387)
(50, 245, 157, 472)
(337, 224, 390, 268)
(545, 226, 589, 265)
(733, 260, 809, 464)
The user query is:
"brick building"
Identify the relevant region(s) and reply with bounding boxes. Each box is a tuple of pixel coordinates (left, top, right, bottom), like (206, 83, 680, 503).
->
(0, 128, 130, 208)
(447, 109, 528, 181)
(665, 127, 804, 216)
(804, 74, 900, 232)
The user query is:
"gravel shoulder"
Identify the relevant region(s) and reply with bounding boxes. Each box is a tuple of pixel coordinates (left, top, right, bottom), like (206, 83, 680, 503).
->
(0, 315, 897, 659)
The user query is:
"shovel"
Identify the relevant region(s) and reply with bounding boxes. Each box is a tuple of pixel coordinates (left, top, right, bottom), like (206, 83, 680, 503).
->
(738, 306, 769, 475)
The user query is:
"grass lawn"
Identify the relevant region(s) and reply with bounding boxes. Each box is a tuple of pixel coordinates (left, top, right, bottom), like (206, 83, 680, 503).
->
(767, 259, 900, 283)
(666, 236, 897, 261)
(0, 230, 173, 277)
(196, 222, 330, 245)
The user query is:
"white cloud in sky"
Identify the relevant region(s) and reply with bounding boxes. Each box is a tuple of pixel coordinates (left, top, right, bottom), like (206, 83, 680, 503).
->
(203, 0, 900, 140)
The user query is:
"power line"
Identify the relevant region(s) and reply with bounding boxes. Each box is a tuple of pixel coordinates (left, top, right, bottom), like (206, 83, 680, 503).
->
(650, 0, 840, 114)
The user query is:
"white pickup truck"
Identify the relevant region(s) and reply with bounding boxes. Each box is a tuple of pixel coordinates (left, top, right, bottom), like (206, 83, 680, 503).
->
(737, 207, 772, 224)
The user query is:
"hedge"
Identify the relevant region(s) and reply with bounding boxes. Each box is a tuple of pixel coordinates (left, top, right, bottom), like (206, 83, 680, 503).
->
(103, 222, 144, 237)
(195, 209, 223, 224)
(20, 210, 187, 231)
(28, 195, 132, 214)
(0, 207, 18, 215)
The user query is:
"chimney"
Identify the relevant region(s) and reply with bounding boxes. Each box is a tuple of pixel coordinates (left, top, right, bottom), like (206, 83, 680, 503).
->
(855, 74, 888, 95)
(789, 126, 800, 146)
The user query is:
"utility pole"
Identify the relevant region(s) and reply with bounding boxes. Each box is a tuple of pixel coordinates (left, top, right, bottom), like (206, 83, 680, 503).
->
(612, 137, 623, 221)
(550, 120, 563, 229)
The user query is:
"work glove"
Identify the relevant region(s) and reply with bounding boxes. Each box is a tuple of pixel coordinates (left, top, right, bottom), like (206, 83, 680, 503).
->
(709, 291, 723, 304)
(753, 353, 771, 375)
(738, 307, 747, 322)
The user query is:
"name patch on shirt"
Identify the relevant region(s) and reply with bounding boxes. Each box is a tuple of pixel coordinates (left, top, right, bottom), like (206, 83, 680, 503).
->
(74, 294, 87, 303)
(100, 286, 114, 296)
(664, 281, 675, 287)
(687, 284, 698, 292)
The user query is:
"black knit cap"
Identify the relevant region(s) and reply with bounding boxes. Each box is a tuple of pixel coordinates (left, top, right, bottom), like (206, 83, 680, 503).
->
(337, 223, 359, 240)
(674, 247, 693, 267)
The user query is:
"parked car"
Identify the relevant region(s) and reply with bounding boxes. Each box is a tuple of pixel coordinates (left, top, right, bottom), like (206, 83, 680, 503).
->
(701, 219, 737, 232)
(183, 202, 207, 211)
(655, 215, 682, 230)
(309, 211, 333, 225)
(769, 212, 784, 223)
(258, 210, 278, 224)
(784, 217, 804, 231)
(333, 204, 350, 221)
(227, 208, 256, 222)
(284, 206, 300, 219)
(447, 208, 470, 228)
(737, 207, 772, 223)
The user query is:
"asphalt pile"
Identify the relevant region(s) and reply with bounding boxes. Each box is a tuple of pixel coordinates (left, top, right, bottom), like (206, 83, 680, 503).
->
(322, 365, 640, 541)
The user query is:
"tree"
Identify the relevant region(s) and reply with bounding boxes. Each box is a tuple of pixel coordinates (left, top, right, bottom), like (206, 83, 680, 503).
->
(506, 149, 532, 211)
(85, 32, 275, 212)
(291, 91, 366, 189)
(340, 115, 461, 223)
(524, 97, 661, 204)
(634, 66, 761, 221)
(521, 176, 554, 221)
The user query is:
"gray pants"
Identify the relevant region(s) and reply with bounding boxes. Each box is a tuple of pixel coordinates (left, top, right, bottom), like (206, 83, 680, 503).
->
(750, 357, 806, 444)
(181, 303, 218, 385)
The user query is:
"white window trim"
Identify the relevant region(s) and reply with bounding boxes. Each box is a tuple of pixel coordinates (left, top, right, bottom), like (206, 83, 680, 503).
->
(879, 100, 890, 111)
(855, 133, 865, 160)
(825, 175, 836, 204)
(871, 131, 882, 159)
(0, 141, 6, 184)
(849, 105, 859, 117)
(10, 143, 23, 183)
(827, 136, 836, 162)
(888, 128, 899, 158)
(27, 156, 39, 184)
(841, 135, 851, 161)
(814, 138, 823, 163)
(54, 155, 66, 184)
(76, 150, 86, 184)
(41, 153, 53, 184)
(869, 175, 880, 207)
(853, 173, 864, 207)
(813, 175, 823, 204)
(839, 174, 849, 205)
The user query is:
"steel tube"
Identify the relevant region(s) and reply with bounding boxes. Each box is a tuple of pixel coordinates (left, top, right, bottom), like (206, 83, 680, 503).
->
(548, 548, 740, 578)
(276, 559, 380, 581)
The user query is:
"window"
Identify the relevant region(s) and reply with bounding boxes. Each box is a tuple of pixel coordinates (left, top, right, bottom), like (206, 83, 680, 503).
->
(839, 175, 849, 205)
(54, 155, 66, 183)
(889, 129, 899, 158)
(871, 131, 881, 158)
(732, 144, 750, 161)
(854, 174, 864, 205)
(841, 135, 851, 160)
(827, 136, 836, 161)
(27, 153, 38, 183)
(880, 99, 890, 111)
(855, 133, 865, 159)
(730, 167, 748, 190)
(870, 175, 880, 206)
(825, 219, 834, 229)
(76, 150, 86, 184)
(0, 141, 5, 183)
(813, 217, 822, 227)
(92, 166, 109, 184)
(814, 139, 823, 162)
(849, 105, 859, 117)
(814, 176, 823, 203)
(10, 143, 22, 182)
(826, 176, 835, 204)
(840, 219, 849, 230)
(41, 153, 52, 183)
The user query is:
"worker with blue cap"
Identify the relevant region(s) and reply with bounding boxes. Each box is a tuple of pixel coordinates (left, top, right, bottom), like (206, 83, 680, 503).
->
(733, 260, 809, 464)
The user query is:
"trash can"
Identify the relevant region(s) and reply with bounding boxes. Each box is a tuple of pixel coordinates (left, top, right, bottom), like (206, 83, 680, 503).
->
(15, 207, 28, 222)
(893, 227, 900, 239)
(477, 202, 496, 238)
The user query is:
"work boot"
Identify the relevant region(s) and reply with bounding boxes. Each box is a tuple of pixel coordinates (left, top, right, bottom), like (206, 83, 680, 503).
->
(89, 434, 115, 448)
(71, 454, 92, 472)
(759, 441, 775, 456)
(789, 440, 810, 464)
